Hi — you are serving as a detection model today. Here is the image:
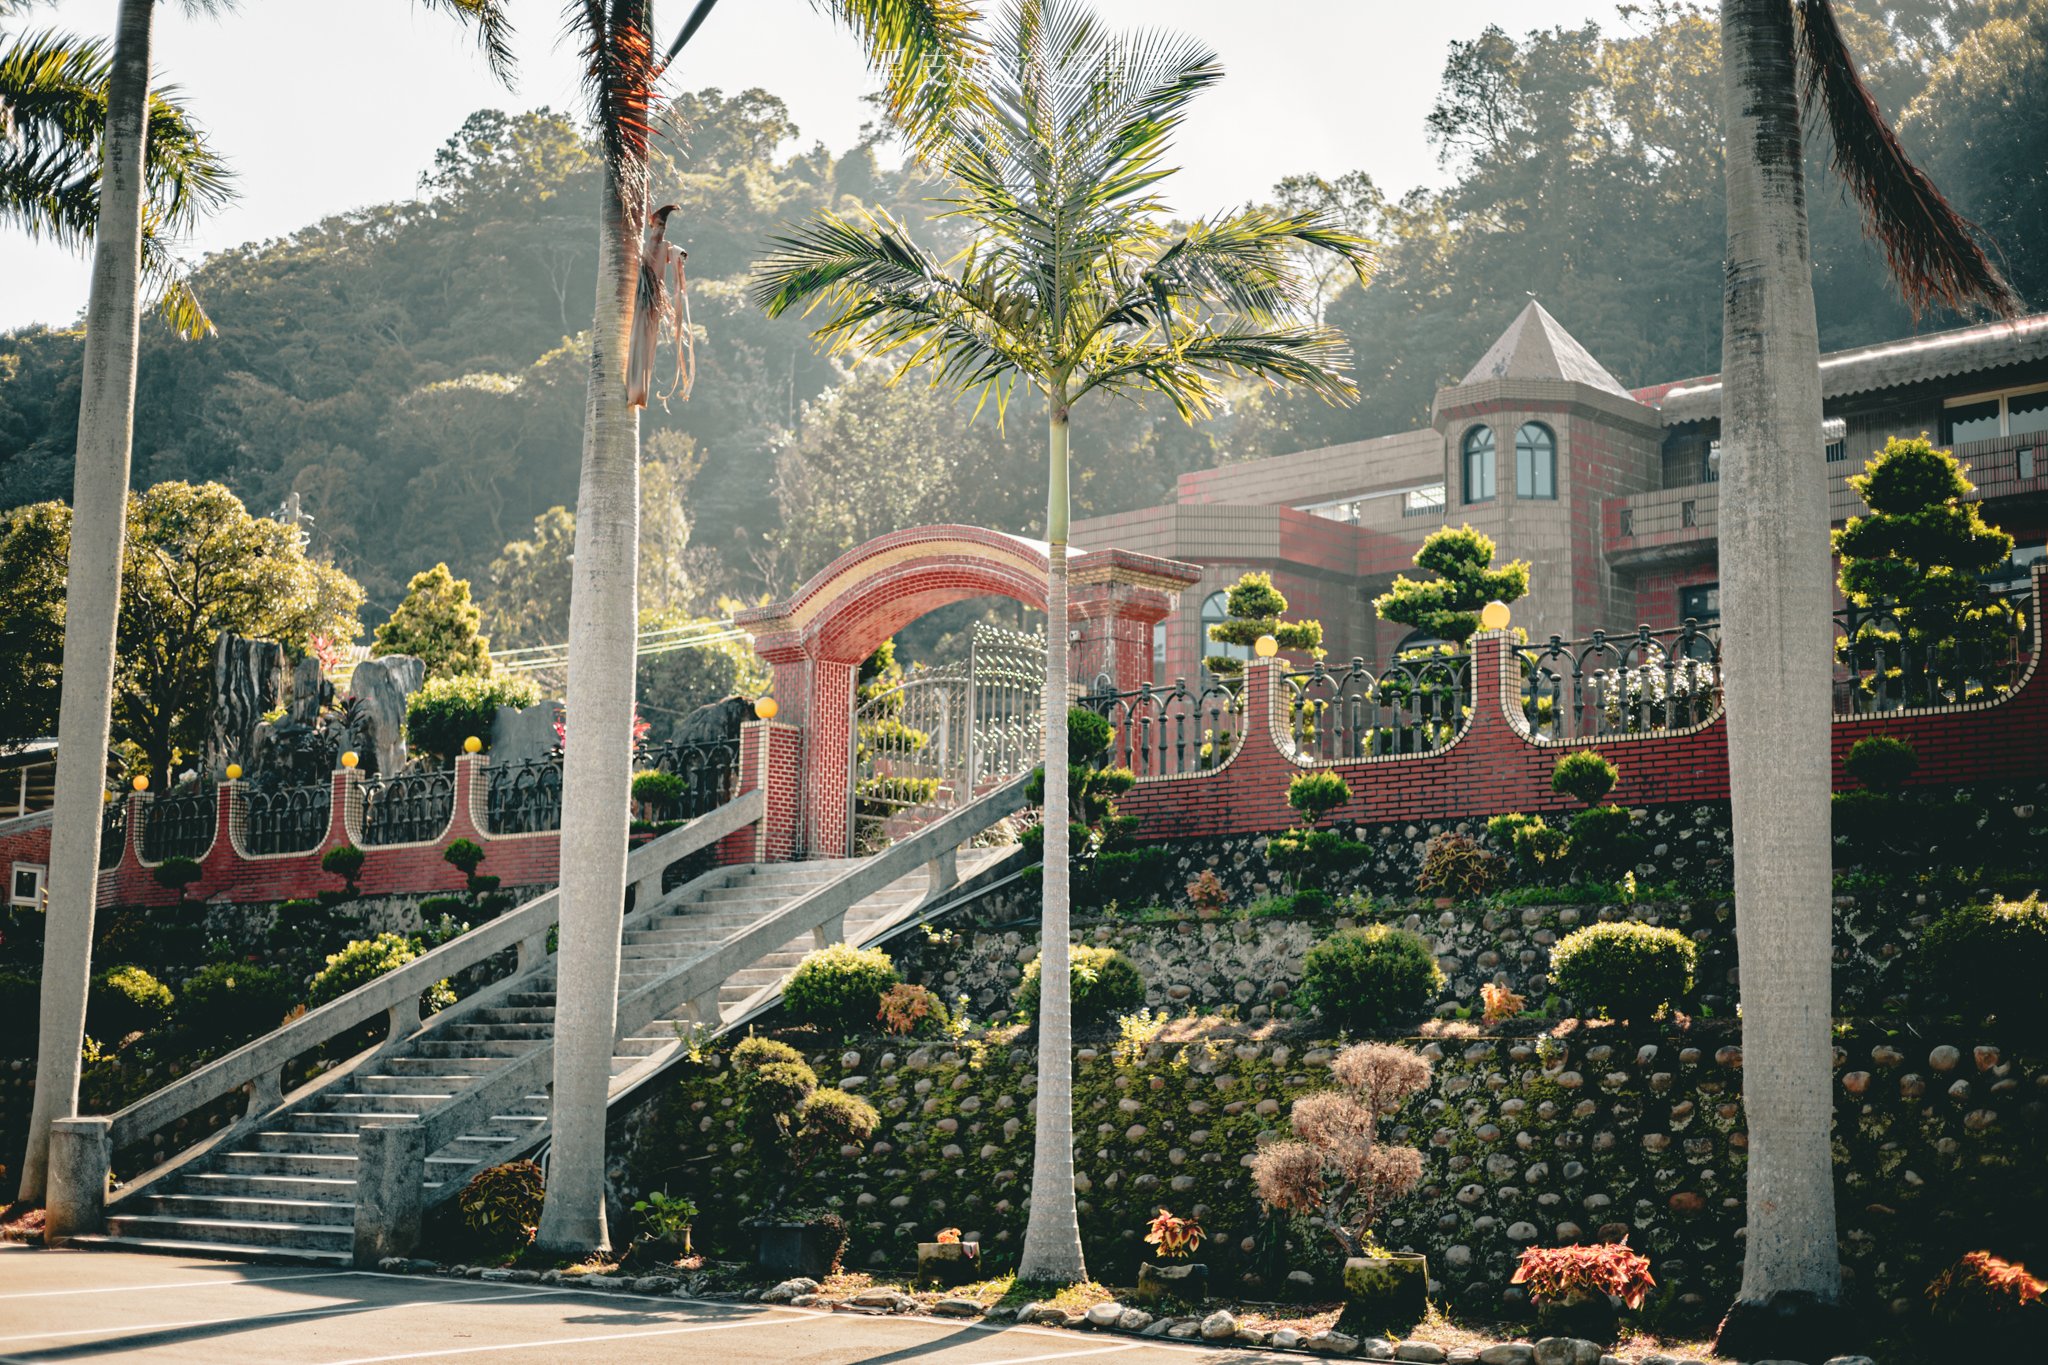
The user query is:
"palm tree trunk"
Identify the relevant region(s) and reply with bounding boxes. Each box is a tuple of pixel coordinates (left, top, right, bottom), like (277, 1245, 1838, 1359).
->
(18, 0, 154, 1206)
(532, 151, 644, 1258)
(1018, 400, 1087, 1283)
(1715, 0, 1842, 1345)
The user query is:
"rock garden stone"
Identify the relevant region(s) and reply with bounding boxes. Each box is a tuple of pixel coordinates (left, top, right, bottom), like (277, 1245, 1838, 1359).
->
(1117, 1308, 1155, 1332)
(1395, 1345, 1448, 1363)
(1359, 1338, 1395, 1359)
(1199, 1310, 1238, 1340)
(759, 1278, 818, 1304)
(1084, 1303, 1124, 1327)
(850, 1288, 913, 1311)
(1271, 1328, 1304, 1349)
(1477, 1346, 1536, 1365)
(929, 1298, 983, 1318)
(1307, 1330, 1361, 1355)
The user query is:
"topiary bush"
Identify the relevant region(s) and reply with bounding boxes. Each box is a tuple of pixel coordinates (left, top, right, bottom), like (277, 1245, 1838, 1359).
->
(1416, 832, 1502, 899)
(406, 674, 540, 762)
(1014, 944, 1145, 1024)
(177, 962, 299, 1048)
(152, 855, 203, 899)
(1298, 925, 1445, 1033)
(1552, 750, 1619, 806)
(1918, 893, 2048, 1027)
(1288, 771, 1353, 828)
(1567, 804, 1644, 876)
(442, 838, 486, 876)
(1550, 922, 1698, 1020)
(1488, 813, 1569, 876)
(458, 1159, 546, 1254)
(1269, 828, 1370, 894)
(307, 932, 418, 1008)
(88, 965, 173, 1039)
(321, 842, 365, 895)
(631, 769, 687, 806)
(782, 943, 901, 1033)
(730, 1035, 807, 1074)
(1844, 734, 1918, 792)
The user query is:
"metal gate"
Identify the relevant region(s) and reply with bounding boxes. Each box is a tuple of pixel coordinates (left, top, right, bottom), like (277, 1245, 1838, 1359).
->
(849, 623, 1044, 854)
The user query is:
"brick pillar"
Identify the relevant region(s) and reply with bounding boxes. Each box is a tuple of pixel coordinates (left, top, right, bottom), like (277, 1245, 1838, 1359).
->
(720, 720, 801, 864)
(804, 661, 857, 858)
(1071, 577, 1179, 695)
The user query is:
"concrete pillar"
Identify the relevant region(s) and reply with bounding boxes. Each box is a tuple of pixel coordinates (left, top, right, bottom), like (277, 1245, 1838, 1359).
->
(45, 1116, 112, 1242)
(353, 1121, 426, 1267)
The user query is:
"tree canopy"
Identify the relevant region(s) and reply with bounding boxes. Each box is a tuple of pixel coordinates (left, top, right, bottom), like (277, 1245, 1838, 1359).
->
(373, 562, 491, 678)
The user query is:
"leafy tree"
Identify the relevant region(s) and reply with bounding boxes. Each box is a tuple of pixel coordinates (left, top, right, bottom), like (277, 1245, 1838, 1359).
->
(635, 603, 770, 740)
(0, 482, 363, 788)
(754, 0, 1369, 1280)
(1373, 524, 1529, 646)
(482, 506, 577, 651)
(1204, 572, 1323, 677)
(1832, 435, 2019, 704)
(374, 563, 492, 679)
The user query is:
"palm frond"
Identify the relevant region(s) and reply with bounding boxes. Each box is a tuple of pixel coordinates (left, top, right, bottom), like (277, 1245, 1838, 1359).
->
(818, 0, 984, 150)
(564, 0, 658, 193)
(416, 0, 519, 84)
(1080, 324, 1358, 416)
(1796, 0, 2022, 319)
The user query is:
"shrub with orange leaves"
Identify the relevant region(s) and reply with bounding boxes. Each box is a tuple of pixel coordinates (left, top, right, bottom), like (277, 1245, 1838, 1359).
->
(876, 982, 950, 1037)
(1510, 1240, 1656, 1310)
(1144, 1208, 1205, 1260)
(1927, 1251, 2046, 1322)
(1186, 871, 1229, 918)
(934, 1227, 963, 1245)
(1480, 981, 1526, 1023)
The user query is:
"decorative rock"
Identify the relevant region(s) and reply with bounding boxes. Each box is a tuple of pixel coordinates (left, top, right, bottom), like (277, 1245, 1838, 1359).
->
(1307, 1330, 1361, 1355)
(492, 698, 564, 766)
(1140, 1318, 1179, 1338)
(1822, 1357, 1879, 1365)
(1395, 1344, 1448, 1363)
(929, 1298, 983, 1318)
(1118, 1308, 1155, 1332)
(1360, 1338, 1395, 1360)
(851, 1288, 913, 1311)
(1506, 1220, 1539, 1242)
(1272, 1328, 1304, 1349)
(1200, 1310, 1238, 1340)
(760, 1278, 818, 1304)
(1477, 1346, 1536, 1365)
(631, 1276, 677, 1295)
(1929, 1045, 1961, 1072)
(1084, 1302, 1124, 1327)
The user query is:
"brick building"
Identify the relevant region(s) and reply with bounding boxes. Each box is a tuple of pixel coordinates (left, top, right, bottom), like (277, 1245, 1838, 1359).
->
(1076, 302, 2048, 683)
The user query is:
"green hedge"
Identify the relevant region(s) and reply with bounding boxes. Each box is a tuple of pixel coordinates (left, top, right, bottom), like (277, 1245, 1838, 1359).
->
(1298, 926, 1443, 1033)
(406, 675, 541, 761)
(1550, 921, 1697, 1020)
(782, 944, 902, 1033)
(1014, 944, 1145, 1023)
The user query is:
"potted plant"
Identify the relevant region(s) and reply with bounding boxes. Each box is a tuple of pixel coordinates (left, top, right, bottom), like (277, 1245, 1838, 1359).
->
(630, 1189, 699, 1259)
(729, 1037, 878, 1277)
(1925, 1251, 2046, 1354)
(1134, 1208, 1209, 1302)
(1250, 1041, 1434, 1333)
(1510, 1239, 1656, 1343)
(916, 1226, 982, 1286)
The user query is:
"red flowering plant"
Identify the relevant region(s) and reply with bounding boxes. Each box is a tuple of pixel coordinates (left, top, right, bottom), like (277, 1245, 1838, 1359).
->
(1510, 1240, 1657, 1310)
(1144, 1209, 1205, 1261)
(1927, 1251, 2046, 1322)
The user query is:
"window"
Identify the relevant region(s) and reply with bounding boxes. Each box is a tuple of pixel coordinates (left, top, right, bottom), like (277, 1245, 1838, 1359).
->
(9, 863, 44, 908)
(1823, 416, 1848, 463)
(1462, 426, 1496, 503)
(1679, 583, 1720, 623)
(1402, 484, 1447, 518)
(1681, 499, 1697, 529)
(1618, 508, 1633, 538)
(1944, 384, 2048, 445)
(1201, 591, 1251, 672)
(1701, 441, 1721, 484)
(1515, 423, 1557, 499)
(1152, 620, 1168, 679)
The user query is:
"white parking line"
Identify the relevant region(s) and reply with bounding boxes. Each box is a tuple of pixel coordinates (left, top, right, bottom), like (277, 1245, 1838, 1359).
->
(311, 1309, 811, 1364)
(0, 1269, 359, 1300)
(973, 1344, 1151, 1365)
(0, 1287, 564, 1345)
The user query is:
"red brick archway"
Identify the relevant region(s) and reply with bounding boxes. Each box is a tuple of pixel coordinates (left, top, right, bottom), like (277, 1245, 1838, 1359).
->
(734, 525, 1201, 856)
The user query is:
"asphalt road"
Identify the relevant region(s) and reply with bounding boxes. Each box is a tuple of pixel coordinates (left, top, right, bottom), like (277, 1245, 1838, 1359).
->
(0, 1246, 1253, 1365)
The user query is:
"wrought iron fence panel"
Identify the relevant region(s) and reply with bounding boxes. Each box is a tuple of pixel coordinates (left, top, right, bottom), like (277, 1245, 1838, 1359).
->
(851, 624, 1044, 854)
(631, 739, 740, 822)
(100, 800, 127, 869)
(244, 783, 331, 855)
(1832, 584, 2032, 713)
(486, 758, 565, 834)
(359, 768, 455, 846)
(1520, 622, 1722, 742)
(1084, 675, 1244, 777)
(1282, 653, 1471, 760)
(142, 787, 215, 862)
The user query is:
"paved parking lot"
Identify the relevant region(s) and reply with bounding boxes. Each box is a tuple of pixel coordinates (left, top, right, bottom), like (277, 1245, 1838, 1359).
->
(0, 1247, 1250, 1365)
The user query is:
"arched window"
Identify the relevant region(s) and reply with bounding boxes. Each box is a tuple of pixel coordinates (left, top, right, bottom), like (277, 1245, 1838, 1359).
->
(1516, 422, 1557, 499)
(1201, 591, 1250, 675)
(1462, 426, 1496, 503)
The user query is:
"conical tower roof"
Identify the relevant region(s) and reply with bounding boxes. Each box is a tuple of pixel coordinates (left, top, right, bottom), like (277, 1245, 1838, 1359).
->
(1460, 300, 1632, 398)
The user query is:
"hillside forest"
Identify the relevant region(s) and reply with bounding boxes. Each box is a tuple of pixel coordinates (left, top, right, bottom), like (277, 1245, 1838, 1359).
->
(1, 2, 2043, 660)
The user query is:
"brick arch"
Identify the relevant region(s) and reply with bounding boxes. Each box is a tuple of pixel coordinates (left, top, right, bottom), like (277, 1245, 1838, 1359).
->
(733, 524, 1201, 857)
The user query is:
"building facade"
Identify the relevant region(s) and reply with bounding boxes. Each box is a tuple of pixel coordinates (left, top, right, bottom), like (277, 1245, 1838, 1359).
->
(1075, 302, 2048, 685)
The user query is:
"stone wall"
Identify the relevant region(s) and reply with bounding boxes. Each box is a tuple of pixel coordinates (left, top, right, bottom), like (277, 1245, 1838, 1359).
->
(622, 1026, 2048, 1331)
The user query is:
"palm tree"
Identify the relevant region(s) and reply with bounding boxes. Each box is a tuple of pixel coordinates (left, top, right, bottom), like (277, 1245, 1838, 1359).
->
(754, 0, 1371, 1282)
(1713, 1, 2019, 1355)
(15, 0, 513, 1208)
(530, 0, 980, 1257)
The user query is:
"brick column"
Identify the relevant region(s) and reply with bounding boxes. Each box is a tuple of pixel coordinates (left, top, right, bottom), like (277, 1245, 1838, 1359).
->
(1070, 577, 1178, 695)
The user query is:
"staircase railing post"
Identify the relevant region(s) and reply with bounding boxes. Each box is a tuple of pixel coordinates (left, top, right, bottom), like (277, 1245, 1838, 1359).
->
(45, 1116, 112, 1243)
(353, 1119, 426, 1267)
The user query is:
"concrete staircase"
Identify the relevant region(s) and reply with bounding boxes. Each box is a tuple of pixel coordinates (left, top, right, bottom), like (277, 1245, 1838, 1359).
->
(87, 853, 1001, 1263)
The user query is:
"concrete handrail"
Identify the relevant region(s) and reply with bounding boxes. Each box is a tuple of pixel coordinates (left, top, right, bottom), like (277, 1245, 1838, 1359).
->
(415, 774, 1030, 1196)
(102, 789, 762, 1154)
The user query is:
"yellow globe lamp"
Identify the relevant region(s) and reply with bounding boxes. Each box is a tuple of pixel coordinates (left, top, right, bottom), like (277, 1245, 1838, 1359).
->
(341, 751, 360, 770)
(1480, 599, 1512, 633)
(463, 736, 483, 754)
(225, 763, 243, 781)
(1254, 634, 1280, 659)
(131, 774, 149, 792)
(755, 696, 780, 721)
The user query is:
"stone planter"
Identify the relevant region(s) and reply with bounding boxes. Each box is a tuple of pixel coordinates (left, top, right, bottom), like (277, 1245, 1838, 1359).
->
(1534, 1293, 1618, 1344)
(755, 1221, 838, 1278)
(916, 1240, 982, 1286)
(1340, 1254, 1429, 1332)
(1133, 1261, 1209, 1302)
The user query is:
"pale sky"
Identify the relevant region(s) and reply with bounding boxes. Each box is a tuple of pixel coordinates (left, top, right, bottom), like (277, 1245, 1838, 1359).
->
(1, 0, 1630, 332)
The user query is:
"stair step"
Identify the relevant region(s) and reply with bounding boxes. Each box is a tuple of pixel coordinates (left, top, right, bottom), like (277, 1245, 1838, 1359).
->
(141, 1193, 355, 1226)
(314, 1092, 454, 1117)
(354, 1073, 474, 1095)
(409, 1038, 534, 1058)
(467, 1007, 556, 1025)
(183, 1172, 358, 1201)
(106, 1213, 353, 1252)
(64, 1233, 352, 1266)
(382, 1056, 513, 1077)
(252, 1128, 359, 1155)
(220, 1150, 355, 1177)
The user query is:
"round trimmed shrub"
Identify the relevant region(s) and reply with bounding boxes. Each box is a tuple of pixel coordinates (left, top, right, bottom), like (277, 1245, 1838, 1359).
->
(1845, 734, 1918, 792)
(321, 843, 365, 886)
(1298, 925, 1445, 1033)
(1919, 893, 2048, 1026)
(307, 932, 418, 1008)
(152, 855, 203, 896)
(1288, 770, 1353, 828)
(782, 943, 901, 1033)
(88, 965, 173, 1038)
(794, 1086, 880, 1158)
(730, 1035, 807, 1074)
(406, 674, 540, 761)
(1550, 922, 1698, 1020)
(178, 962, 299, 1048)
(1568, 804, 1644, 876)
(458, 1159, 545, 1253)
(1552, 750, 1618, 806)
(1014, 944, 1146, 1023)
